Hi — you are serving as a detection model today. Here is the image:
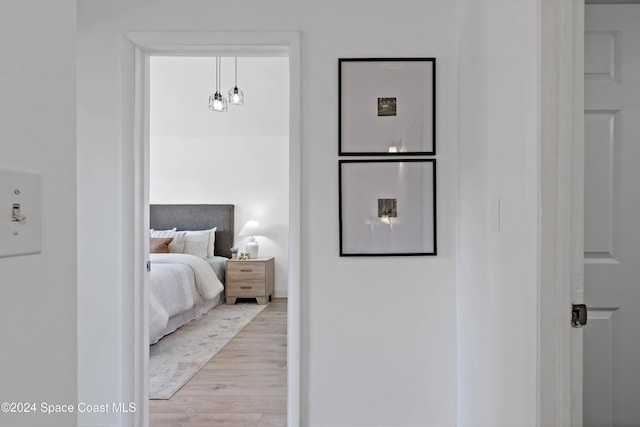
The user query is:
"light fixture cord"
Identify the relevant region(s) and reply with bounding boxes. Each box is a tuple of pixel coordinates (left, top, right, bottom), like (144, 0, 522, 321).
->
(216, 56, 220, 93)
(234, 56, 238, 87)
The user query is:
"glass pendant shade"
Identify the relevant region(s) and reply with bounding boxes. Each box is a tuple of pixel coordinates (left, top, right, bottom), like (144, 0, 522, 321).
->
(228, 86, 244, 105)
(228, 57, 244, 106)
(209, 57, 227, 112)
(209, 91, 227, 112)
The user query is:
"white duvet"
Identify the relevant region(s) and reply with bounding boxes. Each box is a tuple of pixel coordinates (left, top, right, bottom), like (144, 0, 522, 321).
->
(149, 253, 224, 344)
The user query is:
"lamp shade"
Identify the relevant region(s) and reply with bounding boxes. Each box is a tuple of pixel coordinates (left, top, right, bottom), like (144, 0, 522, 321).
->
(238, 220, 262, 237)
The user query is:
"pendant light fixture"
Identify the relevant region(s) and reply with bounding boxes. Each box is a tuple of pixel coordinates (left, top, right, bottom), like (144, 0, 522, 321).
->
(209, 56, 227, 112)
(228, 56, 244, 105)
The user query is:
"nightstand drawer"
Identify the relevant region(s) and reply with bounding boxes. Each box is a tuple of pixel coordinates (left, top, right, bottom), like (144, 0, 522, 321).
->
(226, 281, 266, 297)
(226, 261, 265, 281)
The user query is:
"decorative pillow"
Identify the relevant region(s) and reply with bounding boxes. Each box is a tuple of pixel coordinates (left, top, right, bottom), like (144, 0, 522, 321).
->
(150, 237, 173, 253)
(182, 230, 210, 258)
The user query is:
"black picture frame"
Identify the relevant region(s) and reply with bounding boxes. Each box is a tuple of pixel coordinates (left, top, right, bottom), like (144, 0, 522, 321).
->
(339, 159, 437, 256)
(339, 58, 436, 156)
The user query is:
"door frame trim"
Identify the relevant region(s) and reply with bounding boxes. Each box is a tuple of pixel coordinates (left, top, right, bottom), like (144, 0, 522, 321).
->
(539, 0, 584, 425)
(123, 31, 302, 426)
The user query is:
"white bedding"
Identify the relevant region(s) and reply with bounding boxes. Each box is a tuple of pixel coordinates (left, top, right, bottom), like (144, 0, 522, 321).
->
(149, 253, 224, 344)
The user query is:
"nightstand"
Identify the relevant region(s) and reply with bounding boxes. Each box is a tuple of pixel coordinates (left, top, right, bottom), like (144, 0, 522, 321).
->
(225, 257, 274, 305)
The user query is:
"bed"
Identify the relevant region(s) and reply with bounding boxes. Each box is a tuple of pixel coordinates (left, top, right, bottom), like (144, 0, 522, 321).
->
(148, 204, 234, 344)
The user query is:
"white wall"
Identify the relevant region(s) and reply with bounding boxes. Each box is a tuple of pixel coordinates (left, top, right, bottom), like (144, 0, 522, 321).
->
(456, 0, 540, 425)
(0, 2, 77, 427)
(149, 56, 290, 297)
(77, 0, 457, 425)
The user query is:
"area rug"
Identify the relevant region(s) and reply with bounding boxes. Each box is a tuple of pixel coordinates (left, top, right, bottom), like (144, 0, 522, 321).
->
(149, 302, 267, 399)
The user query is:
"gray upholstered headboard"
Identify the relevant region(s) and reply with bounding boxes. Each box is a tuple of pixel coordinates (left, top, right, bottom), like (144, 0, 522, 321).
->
(150, 204, 234, 258)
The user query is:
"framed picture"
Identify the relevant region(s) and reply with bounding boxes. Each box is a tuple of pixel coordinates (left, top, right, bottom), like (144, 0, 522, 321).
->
(339, 58, 436, 156)
(339, 159, 437, 256)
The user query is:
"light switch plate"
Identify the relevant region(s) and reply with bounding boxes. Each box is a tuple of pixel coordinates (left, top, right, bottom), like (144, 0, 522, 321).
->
(0, 169, 42, 258)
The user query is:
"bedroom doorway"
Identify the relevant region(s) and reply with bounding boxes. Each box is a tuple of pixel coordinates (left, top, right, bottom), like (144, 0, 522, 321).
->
(126, 32, 302, 427)
(147, 55, 290, 424)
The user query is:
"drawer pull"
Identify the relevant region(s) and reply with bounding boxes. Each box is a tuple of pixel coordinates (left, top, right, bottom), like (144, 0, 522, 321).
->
(240, 269, 253, 272)
(240, 286, 252, 289)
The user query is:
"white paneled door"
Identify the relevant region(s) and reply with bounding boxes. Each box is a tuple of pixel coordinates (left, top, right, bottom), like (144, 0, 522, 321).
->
(584, 4, 640, 427)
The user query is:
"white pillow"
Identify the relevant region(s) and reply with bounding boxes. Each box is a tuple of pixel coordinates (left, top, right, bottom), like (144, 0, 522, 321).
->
(201, 227, 216, 257)
(150, 228, 176, 238)
(182, 230, 210, 258)
(150, 227, 216, 257)
(169, 231, 186, 254)
(149, 228, 185, 253)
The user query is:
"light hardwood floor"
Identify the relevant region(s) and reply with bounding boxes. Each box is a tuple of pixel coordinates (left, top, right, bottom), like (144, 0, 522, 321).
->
(150, 298, 287, 427)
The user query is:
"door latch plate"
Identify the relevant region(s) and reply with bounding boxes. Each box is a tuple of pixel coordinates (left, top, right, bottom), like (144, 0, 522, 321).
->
(572, 304, 588, 328)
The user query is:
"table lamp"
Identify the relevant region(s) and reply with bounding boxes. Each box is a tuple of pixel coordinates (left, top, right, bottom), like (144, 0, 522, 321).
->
(238, 220, 262, 259)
